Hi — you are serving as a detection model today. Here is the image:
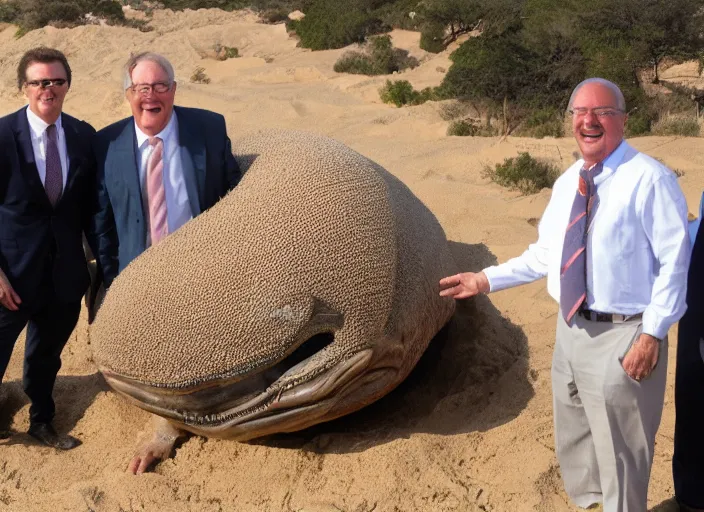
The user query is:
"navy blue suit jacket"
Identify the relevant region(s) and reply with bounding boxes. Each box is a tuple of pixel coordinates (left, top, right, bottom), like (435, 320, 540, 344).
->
(0, 106, 96, 306)
(91, 106, 240, 288)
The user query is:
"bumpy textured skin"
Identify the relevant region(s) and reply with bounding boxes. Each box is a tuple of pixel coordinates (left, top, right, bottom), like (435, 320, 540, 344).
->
(91, 129, 456, 431)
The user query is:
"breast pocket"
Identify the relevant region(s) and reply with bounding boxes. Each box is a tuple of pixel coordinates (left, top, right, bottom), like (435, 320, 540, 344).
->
(608, 201, 648, 260)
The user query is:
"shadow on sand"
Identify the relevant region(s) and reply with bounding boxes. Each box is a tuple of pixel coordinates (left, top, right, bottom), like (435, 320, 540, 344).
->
(254, 241, 534, 454)
(0, 372, 107, 445)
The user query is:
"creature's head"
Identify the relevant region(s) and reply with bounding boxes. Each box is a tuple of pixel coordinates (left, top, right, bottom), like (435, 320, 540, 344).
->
(91, 130, 438, 439)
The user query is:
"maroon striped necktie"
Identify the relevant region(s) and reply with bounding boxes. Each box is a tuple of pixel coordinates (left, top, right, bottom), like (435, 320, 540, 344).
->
(44, 123, 63, 207)
(560, 163, 603, 323)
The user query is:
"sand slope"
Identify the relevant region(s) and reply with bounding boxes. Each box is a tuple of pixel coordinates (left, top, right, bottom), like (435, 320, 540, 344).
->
(0, 10, 703, 511)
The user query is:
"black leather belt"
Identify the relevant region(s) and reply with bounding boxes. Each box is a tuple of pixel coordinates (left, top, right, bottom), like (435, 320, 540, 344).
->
(579, 309, 643, 323)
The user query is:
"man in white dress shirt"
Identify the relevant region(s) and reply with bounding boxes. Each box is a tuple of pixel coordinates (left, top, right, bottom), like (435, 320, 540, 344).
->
(0, 47, 96, 449)
(439, 78, 690, 511)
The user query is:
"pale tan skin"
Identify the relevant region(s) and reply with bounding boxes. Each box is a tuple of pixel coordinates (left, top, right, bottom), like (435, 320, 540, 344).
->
(125, 60, 177, 137)
(0, 268, 21, 311)
(128, 417, 184, 475)
(439, 82, 660, 382)
(24, 61, 69, 125)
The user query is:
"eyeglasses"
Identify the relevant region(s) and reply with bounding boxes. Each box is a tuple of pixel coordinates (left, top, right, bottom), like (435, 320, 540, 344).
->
(129, 82, 173, 95)
(568, 107, 625, 118)
(25, 79, 68, 89)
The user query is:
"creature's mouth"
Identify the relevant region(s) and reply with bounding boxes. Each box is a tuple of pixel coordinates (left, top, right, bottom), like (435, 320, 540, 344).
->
(101, 334, 389, 438)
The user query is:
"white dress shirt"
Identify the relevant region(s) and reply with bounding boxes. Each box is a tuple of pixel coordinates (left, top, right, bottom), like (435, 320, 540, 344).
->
(26, 107, 69, 188)
(483, 141, 690, 340)
(134, 112, 193, 247)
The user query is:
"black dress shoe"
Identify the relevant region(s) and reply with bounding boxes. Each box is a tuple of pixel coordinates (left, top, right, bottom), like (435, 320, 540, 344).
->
(28, 423, 81, 450)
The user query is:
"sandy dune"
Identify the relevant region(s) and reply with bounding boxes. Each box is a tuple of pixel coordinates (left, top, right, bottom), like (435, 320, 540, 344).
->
(0, 9, 703, 511)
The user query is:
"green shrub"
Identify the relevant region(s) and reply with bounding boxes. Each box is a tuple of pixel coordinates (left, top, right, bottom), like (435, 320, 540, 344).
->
(1, 0, 139, 36)
(625, 111, 653, 136)
(447, 120, 497, 136)
(260, 8, 289, 24)
(420, 21, 445, 53)
(0, 2, 20, 22)
(334, 35, 418, 75)
(651, 116, 700, 137)
(447, 120, 473, 136)
(190, 66, 211, 84)
(214, 44, 239, 60)
(224, 46, 239, 59)
(379, 80, 435, 107)
(294, 0, 387, 50)
(513, 108, 564, 138)
(482, 152, 561, 194)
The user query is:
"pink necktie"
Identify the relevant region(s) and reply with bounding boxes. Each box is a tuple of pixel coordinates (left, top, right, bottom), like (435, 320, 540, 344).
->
(146, 137, 168, 245)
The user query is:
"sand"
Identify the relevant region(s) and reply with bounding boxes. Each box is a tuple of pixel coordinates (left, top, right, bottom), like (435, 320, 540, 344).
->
(0, 9, 703, 512)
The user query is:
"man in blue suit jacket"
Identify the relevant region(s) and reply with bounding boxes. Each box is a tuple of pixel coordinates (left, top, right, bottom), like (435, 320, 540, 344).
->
(0, 48, 95, 450)
(673, 192, 704, 512)
(92, 52, 240, 291)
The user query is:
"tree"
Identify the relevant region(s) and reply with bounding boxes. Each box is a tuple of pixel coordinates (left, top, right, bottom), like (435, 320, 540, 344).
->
(440, 31, 535, 134)
(579, 0, 704, 83)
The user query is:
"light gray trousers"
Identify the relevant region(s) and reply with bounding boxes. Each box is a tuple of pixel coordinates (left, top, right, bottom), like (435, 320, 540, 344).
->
(551, 311, 667, 512)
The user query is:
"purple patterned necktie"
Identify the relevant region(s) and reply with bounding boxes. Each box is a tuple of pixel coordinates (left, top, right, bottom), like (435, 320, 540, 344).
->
(560, 162, 603, 323)
(44, 124, 63, 207)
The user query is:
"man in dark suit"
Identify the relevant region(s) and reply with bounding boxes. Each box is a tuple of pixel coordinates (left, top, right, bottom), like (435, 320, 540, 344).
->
(673, 192, 704, 512)
(92, 52, 240, 291)
(0, 47, 96, 449)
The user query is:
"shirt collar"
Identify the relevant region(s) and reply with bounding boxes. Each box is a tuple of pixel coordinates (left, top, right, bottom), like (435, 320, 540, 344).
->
(134, 110, 177, 148)
(26, 107, 63, 138)
(577, 140, 629, 185)
(597, 140, 629, 184)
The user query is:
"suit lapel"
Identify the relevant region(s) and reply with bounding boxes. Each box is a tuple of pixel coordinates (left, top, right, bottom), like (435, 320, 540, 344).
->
(176, 107, 203, 216)
(113, 121, 147, 238)
(13, 107, 52, 209)
(62, 114, 82, 197)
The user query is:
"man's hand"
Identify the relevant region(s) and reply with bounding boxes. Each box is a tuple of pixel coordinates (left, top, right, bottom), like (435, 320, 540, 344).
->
(439, 271, 490, 299)
(0, 268, 21, 311)
(128, 416, 183, 475)
(621, 333, 660, 381)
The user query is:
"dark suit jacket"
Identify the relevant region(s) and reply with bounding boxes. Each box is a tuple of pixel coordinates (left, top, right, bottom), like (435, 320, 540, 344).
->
(686, 192, 704, 313)
(91, 106, 240, 288)
(0, 106, 96, 306)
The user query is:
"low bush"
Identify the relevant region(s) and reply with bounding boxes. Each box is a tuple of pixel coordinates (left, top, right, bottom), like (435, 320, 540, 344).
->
(0, 0, 155, 36)
(482, 152, 561, 194)
(447, 120, 496, 136)
(625, 110, 653, 136)
(513, 108, 564, 138)
(190, 66, 211, 84)
(334, 35, 418, 75)
(651, 116, 700, 137)
(260, 8, 289, 24)
(213, 43, 239, 60)
(293, 0, 387, 50)
(379, 79, 435, 107)
(419, 21, 445, 53)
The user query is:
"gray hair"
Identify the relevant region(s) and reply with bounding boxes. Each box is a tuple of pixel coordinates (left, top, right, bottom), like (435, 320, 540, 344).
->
(567, 78, 626, 112)
(123, 52, 175, 90)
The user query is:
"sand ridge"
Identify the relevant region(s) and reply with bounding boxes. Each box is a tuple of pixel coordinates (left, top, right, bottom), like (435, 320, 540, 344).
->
(0, 9, 702, 511)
